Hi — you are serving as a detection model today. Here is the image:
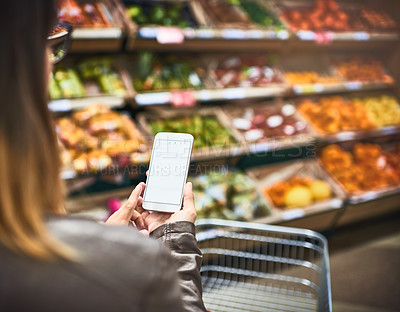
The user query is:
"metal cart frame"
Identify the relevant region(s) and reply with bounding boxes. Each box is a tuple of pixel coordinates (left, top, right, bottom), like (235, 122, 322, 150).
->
(196, 219, 332, 312)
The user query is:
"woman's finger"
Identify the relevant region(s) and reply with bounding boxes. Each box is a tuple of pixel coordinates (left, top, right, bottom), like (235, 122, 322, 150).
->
(182, 182, 195, 211)
(136, 197, 145, 213)
(131, 210, 145, 230)
(123, 183, 143, 211)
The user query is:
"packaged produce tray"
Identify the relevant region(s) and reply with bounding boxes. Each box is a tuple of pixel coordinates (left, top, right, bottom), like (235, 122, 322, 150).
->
(57, 104, 150, 178)
(319, 143, 400, 204)
(247, 159, 345, 222)
(137, 107, 245, 160)
(296, 94, 400, 142)
(223, 101, 315, 154)
(191, 169, 271, 221)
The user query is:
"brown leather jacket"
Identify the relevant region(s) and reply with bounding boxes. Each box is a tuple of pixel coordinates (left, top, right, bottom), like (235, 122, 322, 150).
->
(0, 216, 207, 312)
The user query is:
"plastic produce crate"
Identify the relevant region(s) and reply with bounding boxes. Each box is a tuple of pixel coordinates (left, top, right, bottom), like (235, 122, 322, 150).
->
(196, 219, 332, 312)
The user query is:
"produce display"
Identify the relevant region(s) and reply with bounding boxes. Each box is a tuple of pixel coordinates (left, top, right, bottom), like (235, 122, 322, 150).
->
(192, 170, 269, 220)
(125, 1, 196, 28)
(284, 71, 341, 85)
(229, 103, 308, 143)
(320, 144, 400, 194)
(359, 7, 397, 31)
(235, 0, 284, 30)
(279, 0, 397, 33)
(280, 0, 350, 32)
(148, 115, 236, 150)
(298, 96, 375, 134)
(333, 57, 393, 83)
(58, 0, 114, 27)
(211, 56, 283, 88)
(264, 175, 332, 209)
(50, 58, 126, 99)
(352, 96, 400, 128)
(56, 104, 147, 173)
(132, 52, 205, 92)
(198, 0, 256, 29)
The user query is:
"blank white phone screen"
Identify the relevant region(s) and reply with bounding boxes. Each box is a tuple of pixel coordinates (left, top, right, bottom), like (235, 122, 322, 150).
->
(145, 138, 192, 205)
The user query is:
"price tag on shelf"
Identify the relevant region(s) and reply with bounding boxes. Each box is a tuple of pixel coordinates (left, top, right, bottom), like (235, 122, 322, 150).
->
(276, 30, 289, 40)
(223, 88, 246, 99)
(171, 91, 196, 107)
(135, 93, 171, 106)
(222, 29, 246, 40)
(314, 83, 324, 93)
(156, 27, 184, 44)
(293, 84, 317, 94)
(297, 30, 316, 41)
(183, 28, 196, 39)
(196, 29, 215, 39)
(48, 99, 72, 112)
(247, 30, 264, 39)
(138, 27, 157, 39)
(353, 32, 370, 41)
(345, 81, 362, 90)
(315, 31, 333, 45)
(197, 90, 212, 101)
(336, 131, 356, 141)
(282, 209, 305, 221)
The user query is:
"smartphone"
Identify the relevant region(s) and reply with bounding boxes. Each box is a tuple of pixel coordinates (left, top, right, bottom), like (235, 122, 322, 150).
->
(142, 132, 194, 213)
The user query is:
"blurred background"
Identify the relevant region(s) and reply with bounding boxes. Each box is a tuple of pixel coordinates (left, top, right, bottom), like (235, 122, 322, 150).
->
(52, 0, 399, 311)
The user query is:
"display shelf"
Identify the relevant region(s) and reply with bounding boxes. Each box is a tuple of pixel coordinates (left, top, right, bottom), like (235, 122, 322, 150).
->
(346, 186, 400, 205)
(317, 126, 400, 144)
(296, 31, 399, 42)
(291, 81, 394, 95)
(134, 86, 288, 106)
(49, 95, 126, 112)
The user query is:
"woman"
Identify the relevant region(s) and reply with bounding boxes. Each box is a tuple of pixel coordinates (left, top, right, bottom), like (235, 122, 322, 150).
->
(0, 1, 206, 311)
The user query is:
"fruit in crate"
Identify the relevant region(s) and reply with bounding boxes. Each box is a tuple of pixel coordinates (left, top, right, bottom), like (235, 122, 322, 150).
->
(360, 8, 397, 31)
(126, 3, 191, 28)
(265, 175, 332, 209)
(212, 56, 283, 88)
(352, 95, 400, 128)
(320, 144, 400, 194)
(192, 171, 269, 221)
(298, 96, 375, 134)
(231, 103, 308, 143)
(284, 71, 340, 85)
(56, 104, 147, 173)
(148, 115, 235, 149)
(280, 0, 349, 32)
(334, 57, 393, 83)
(58, 0, 113, 27)
(132, 52, 204, 92)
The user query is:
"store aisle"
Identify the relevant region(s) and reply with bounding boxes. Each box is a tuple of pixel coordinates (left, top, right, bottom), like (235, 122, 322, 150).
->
(328, 212, 400, 312)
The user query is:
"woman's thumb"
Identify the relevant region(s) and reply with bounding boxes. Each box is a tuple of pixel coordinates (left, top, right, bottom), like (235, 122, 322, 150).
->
(182, 182, 195, 209)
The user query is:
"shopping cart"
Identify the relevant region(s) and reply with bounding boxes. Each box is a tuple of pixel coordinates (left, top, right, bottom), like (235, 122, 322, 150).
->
(196, 219, 332, 312)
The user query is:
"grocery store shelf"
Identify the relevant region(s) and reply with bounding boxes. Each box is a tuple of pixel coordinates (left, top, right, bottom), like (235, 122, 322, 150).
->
(296, 31, 399, 42)
(49, 95, 126, 112)
(134, 86, 288, 106)
(347, 187, 400, 205)
(318, 125, 400, 144)
(291, 81, 394, 96)
(72, 28, 123, 40)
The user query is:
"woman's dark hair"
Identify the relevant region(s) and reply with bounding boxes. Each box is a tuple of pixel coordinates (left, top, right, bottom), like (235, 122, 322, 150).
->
(0, 0, 76, 260)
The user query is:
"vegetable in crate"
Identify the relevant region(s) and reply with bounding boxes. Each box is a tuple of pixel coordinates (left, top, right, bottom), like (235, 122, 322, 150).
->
(212, 56, 283, 88)
(133, 52, 204, 92)
(53, 68, 86, 98)
(148, 115, 235, 149)
(231, 103, 308, 143)
(235, 0, 285, 30)
(192, 171, 269, 221)
(126, 3, 189, 28)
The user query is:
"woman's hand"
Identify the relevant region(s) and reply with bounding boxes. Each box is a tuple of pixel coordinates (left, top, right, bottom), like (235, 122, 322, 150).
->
(139, 182, 197, 233)
(105, 182, 149, 236)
